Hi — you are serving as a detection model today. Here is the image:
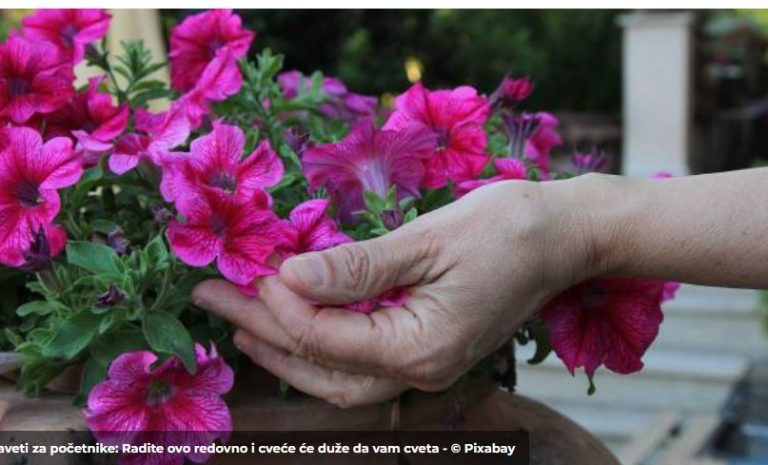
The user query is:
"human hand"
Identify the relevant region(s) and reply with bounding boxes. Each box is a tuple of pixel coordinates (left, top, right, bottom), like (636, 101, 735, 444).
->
(193, 178, 599, 407)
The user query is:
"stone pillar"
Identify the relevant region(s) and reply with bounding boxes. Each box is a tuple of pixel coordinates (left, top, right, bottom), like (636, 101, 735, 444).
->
(619, 12, 694, 177)
(75, 9, 169, 110)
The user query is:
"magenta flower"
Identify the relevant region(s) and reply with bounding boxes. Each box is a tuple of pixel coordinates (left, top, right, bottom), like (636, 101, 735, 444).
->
(0, 127, 81, 267)
(22, 9, 111, 63)
(169, 9, 254, 93)
(524, 112, 562, 173)
(85, 344, 233, 465)
(287, 199, 351, 254)
(177, 50, 243, 130)
(384, 83, 490, 189)
(540, 278, 670, 380)
(168, 189, 296, 286)
(302, 119, 435, 222)
(0, 37, 74, 124)
(168, 122, 283, 213)
(44, 76, 129, 166)
(108, 103, 190, 175)
(278, 70, 378, 123)
(344, 287, 409, 314)
(491, 75, 534, 108)
(454, 157, 528, 198)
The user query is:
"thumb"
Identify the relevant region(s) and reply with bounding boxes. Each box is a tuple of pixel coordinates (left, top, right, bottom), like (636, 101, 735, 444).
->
(279, 229, 437, 305)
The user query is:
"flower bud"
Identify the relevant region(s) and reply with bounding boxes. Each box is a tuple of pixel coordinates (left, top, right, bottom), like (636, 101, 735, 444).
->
(96, 284, 125, 308)
(381, 208, 404, 231)
(571, 150, 611, 174)
(491, 75, 534, 108)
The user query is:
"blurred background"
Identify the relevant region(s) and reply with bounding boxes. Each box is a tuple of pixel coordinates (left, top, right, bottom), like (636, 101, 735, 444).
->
(3, 8, 768, 465)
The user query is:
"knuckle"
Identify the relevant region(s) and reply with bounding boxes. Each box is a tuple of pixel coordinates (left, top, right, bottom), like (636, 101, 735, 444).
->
(334, 244, 372, 292)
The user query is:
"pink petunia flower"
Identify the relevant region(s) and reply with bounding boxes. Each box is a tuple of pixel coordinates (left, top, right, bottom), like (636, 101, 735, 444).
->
(383, 82, 490, 189)
(454, 157, 528, 198)
(85, 344, 233, 465)
(177, 50, 244, 130)
(168, 189, 296, 286)
(43, 76, 129, 166)
(344, 287, 409, 314)
(278, 70, 378, 124)
(524, 112, 562, 173)
(108, 103, 190, 175)
(539, 278, 670, 380)
(167, 122, 283, 213)
(287, 199, 351, 254)
(169, 9, 254, 93)
(0, 127, 81, 267)
(0, 37, 74, 124)
(302, 118, 435, 222)
(22, 9, 111, 63)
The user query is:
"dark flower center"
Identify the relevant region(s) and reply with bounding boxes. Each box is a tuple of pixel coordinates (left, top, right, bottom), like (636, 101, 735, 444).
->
(82, 120, 97, 134)
(435, 130, 450, 151)
(210, 214, 227, 237)
(61, 24, 78, 48)
(9, 77, 30, 98)
(207, 38, 225, 59)
(145, 379, 176, 406)
(208, 172, 237, 194)
(15, 178, 41, 208)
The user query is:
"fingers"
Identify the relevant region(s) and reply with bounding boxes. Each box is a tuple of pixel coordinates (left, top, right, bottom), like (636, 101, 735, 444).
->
(192, 279, 295, 352)
(256, 276, 420, 377)
(278, 225, 440, 305)
(235, 331, 407, 408)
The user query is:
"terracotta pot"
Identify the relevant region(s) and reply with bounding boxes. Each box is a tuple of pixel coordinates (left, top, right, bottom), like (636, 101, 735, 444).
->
(213, 367, 620, 465)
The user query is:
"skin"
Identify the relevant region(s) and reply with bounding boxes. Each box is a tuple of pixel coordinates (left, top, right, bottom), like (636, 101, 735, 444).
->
(193, 168, 768, 408)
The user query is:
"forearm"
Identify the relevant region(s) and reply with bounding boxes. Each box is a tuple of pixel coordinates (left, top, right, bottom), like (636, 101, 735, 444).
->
(563, 168, 768, 288)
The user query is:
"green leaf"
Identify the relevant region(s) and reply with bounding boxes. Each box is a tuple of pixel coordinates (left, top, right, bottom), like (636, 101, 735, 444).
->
(43, 310, 103, 359)
(144, 235, 169, 268)
(526, 322, 552, 365)
(16, 300, 66, 317)
(89, 325, 147, 366)
(74, 357, 108, 407)
(90, 220, 118, 234)
(66, 241, 121, 277)
(142, 311, 196, 373)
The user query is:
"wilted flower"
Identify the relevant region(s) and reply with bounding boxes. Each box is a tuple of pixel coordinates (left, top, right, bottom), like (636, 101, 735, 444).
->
(0, 37, 74, 124)
(524, 112, 562, 173)
(43, 76, 129, 166)
(540, 278, 671, 380)
(168, 189, 296, 286)
(491, 75, 534, 108)
(454, 157, 528, 198)
(302, 119, 435, 222)
(381, 207, 404, 231)
(0, 127, 81, 267)
(166, 122, 283, 213)
(21, 9, 111, 63)
(18, 226, 63, 272)
(384, 83, 490, 189)
(96, 284, 125, 308)
(169, 9, 254, 93)
(85, 344, 233, 465)
(502, 112, 541, 159)
(286, 199, 350, 254)
(344, 287, 409, 314)
(282, 127, 312, 156)
(571, 149, 612, 174)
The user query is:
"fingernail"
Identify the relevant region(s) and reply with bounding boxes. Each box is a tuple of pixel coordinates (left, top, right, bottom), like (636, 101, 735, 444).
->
(285, 256, 325, 287)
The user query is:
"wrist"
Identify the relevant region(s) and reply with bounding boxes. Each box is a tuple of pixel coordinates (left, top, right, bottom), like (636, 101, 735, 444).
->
(546, 173, 637, 280)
